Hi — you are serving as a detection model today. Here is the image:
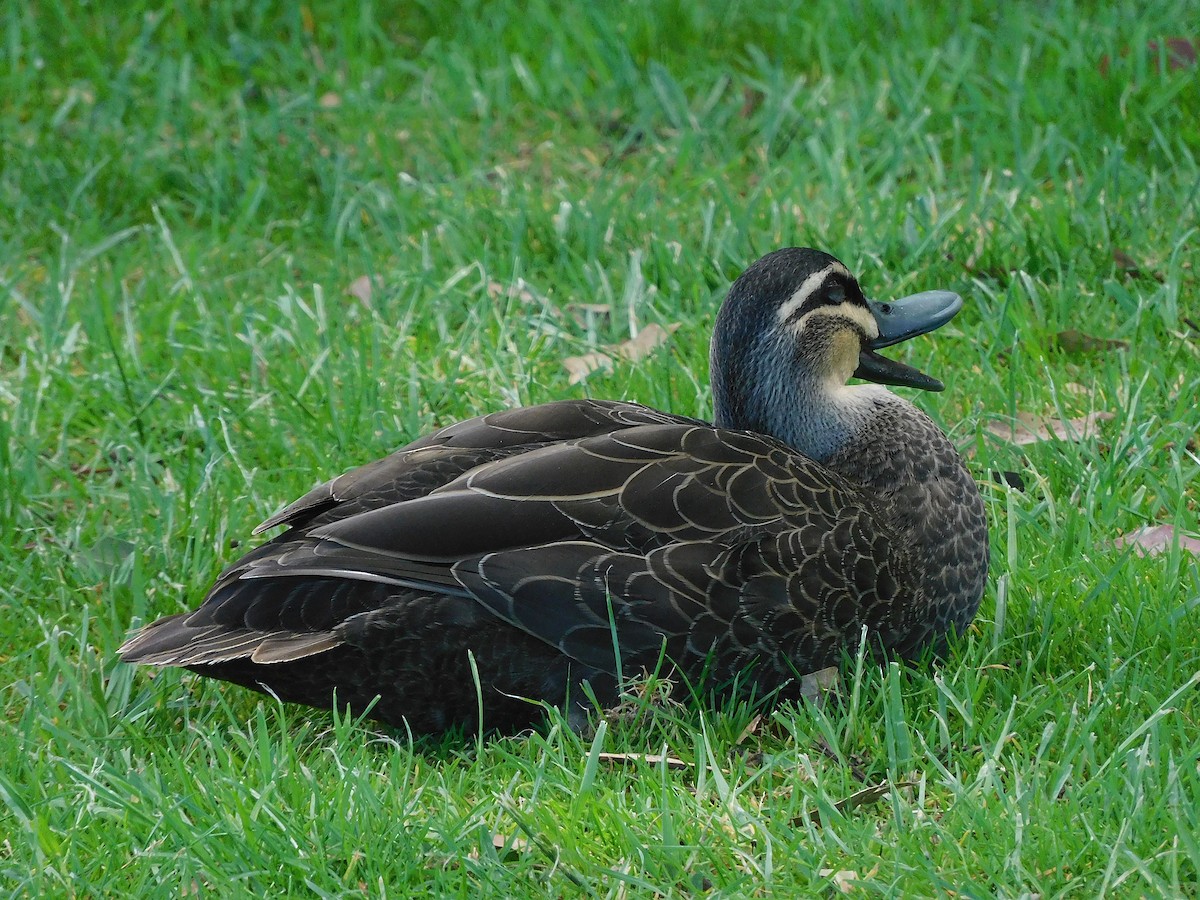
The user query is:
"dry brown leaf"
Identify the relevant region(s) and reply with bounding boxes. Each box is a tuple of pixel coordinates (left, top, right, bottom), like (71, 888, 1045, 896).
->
(619, 323, 679, 361)
(739, 86, 765, 118)
(470, 832, 527, 862)
(1100, 37, 1197, 77)
(799, 666, 842, 706)
(566, 303, 613, 327)
(1113, 525, 1200, 556)
(800, 781, 917, 826)
(735, 714, 762, 746)
(597, 752, 690, 769)
(986, 411, 1114, 446)
(1150, 37, 1198, 71)
(1112, 248, 1165, 282)
(818, 869, 860, 894)
(346, 275, 373, 305)
(492, 833, 527, 852)
(1112, 247, 1141, 271)
(566, 303, 612, 316)
(486, 279, 537, 304)
(562, 351, 614, 384)
(1054, 330, 1129, 354)
(562, 323, 679, 384)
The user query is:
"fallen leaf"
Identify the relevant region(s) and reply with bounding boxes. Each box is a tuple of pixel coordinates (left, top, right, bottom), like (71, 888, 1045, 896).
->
(70, 463, 114, 477)
(799, 666, 842, 706)
(1149, 37, 1198, 71)
(318, 91, 342, 108)
(565, 302, 612, 327)
(620, 322, 678, 360)
(818, 869, 860, 894)
(486, 279, 537, 304)
(799, 782, 917, 826)
(739, 86, 765, 118)
(986, 411, 1114, 446)
(1054, 329, 1130, 354)
(1112, 248, 1164, 282)
(562, 351, 615, 384)
(467, 832, 527, 863)
(597, 752, 690, 769)
(735, 714, 762, 746)
(562, 322, 679, 384)
(346, 275, 373, 305)
(1112, 248, 1140, 270)
(492, 832, 527, 853)
(1101, 37, 1197, 77)
(1113, 525, 1200, 556)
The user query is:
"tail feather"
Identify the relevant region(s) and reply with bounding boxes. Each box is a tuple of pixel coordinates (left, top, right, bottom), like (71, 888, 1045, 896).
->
(119, 613, 343, 667)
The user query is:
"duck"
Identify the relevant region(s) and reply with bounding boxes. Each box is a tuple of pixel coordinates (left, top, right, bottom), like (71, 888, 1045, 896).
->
(119, 248, 989, 735)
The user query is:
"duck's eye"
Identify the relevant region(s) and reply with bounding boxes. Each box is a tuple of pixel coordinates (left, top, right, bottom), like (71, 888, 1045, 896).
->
(824, 284, 846, 304)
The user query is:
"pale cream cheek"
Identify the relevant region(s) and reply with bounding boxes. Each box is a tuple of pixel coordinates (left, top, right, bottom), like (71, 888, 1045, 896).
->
(783, 305, 875, 386)
(824, 330, 862, 384)
(786, 304, 878, 341)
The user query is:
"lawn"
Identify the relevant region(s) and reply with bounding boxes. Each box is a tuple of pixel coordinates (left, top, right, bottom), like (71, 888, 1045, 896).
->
(2, 0, 1198, 895)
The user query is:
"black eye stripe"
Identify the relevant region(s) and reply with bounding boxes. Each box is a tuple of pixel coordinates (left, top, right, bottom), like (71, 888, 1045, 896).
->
(800, 280, 861, 314)
(780, 276, 868, 326)
(829, 279, 868, 307)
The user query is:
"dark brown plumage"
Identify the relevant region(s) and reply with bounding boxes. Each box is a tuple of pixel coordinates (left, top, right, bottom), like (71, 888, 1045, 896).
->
(120, 248, 989, 734)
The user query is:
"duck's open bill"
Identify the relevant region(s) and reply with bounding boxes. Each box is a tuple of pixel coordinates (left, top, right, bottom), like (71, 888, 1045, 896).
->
(855, 290, 963, 392)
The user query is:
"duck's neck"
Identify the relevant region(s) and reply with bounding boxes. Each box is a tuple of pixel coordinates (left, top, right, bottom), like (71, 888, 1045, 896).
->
(713, 366, 893, 467)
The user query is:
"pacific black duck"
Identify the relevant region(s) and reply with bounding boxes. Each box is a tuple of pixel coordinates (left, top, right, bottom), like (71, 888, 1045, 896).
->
(120, 248, 989, 734)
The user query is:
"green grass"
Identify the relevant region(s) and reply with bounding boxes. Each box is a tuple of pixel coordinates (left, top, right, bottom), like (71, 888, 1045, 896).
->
(3, 0, 1199, 894)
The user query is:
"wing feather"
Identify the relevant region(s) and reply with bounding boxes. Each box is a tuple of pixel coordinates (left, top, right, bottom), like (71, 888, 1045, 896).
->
(123, 402, 905, 686)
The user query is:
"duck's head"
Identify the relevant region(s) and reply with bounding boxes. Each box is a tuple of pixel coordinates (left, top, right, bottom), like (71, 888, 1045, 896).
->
(710, 248, 962, 458)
